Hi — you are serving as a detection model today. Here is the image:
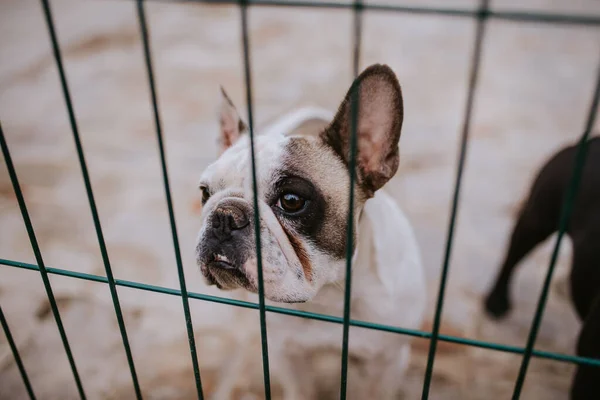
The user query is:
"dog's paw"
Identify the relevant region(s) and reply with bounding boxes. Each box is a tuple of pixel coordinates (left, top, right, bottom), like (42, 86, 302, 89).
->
(484, 290, 511, 319)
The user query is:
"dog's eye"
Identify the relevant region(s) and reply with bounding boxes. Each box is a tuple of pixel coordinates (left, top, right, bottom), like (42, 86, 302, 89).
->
(277, 192, 307, 214)
(200, 186, 210, 204)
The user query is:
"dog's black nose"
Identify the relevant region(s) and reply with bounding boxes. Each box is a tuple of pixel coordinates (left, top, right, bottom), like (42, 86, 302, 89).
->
(210, 204, 250, 240)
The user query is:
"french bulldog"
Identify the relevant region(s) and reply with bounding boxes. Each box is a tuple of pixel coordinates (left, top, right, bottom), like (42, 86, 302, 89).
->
(485, 136, 600, 400)
(195, 64, 427, 399)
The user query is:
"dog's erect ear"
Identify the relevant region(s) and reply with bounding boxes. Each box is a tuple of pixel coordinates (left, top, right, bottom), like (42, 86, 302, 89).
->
(320, 64, 403, 198)
(219, 86, 247, 155)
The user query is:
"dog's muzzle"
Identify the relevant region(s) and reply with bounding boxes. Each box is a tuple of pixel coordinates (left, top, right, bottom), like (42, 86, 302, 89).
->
(197, 198, 254, 288)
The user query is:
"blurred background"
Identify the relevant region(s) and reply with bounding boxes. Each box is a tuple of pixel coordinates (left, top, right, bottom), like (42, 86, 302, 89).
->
(1, 0, 600, 398)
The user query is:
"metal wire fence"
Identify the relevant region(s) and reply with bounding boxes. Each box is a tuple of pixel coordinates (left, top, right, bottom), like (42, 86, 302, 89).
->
(1, 0, 599, 399)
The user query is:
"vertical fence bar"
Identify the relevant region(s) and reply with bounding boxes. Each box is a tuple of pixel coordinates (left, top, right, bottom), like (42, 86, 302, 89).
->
(351, 1, 363, 78)
(239, 1, 272, 398)
(0, 122, 86, 399)
(421, 1, 489, 398)
(136, 1, 204, 398)
(38, 0, 143, 396)
(0, 305, 37, 400)
(511, 57, 600, 399)
(339, 1, 363, 399)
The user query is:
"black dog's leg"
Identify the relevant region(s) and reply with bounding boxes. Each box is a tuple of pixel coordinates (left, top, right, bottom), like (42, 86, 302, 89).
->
(570, 233, 600, 322)
(484, 145, 568, 319)
(571, 291, 600, 400)
(569, 233, 600, 399)
(484, 199, 556, 318)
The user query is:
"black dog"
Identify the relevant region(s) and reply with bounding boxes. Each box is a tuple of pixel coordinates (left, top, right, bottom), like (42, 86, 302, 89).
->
(484, 136, 600, 399)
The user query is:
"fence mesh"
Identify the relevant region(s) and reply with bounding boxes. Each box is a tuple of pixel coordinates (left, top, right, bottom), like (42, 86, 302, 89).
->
(1, 0, 600, 399)
(136, 1, 204, 397)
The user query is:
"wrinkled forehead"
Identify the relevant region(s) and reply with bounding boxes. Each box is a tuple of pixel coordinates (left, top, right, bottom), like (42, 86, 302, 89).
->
(200, 132, 350, 210)
(199, 133, 287, 195)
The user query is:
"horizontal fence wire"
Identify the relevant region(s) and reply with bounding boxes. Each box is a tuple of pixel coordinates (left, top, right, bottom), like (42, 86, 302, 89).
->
(3, 257, 600, 369)
(38, 0, 142, 397)
(136, 0, 204, 398)
(421, 0, 488, 398)
(0, 305, 37, 400)
(127, 0, 600, 27)
(511, 57, 600, 400)
(239, 0, 272, 397)
(0, 123, 87, 399)
(339, 1, 362, 398)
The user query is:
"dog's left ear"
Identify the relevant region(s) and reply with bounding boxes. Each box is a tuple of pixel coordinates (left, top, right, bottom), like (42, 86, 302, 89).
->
(218, 86, 248, 155)
(321, 64, 403, 198)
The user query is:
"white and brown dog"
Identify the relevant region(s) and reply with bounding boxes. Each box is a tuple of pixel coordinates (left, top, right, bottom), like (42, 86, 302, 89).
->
(195, 64, 427, 399)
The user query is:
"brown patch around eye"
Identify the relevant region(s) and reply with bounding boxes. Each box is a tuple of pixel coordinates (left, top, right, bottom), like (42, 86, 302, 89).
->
(281, 137, 351, 261)
(280, 224, 312, 282)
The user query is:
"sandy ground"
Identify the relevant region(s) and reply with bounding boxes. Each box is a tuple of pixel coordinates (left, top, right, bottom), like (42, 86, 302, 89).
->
(1, 0, 600, 398)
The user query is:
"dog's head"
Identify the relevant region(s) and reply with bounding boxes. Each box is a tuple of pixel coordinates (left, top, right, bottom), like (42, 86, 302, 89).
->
(195, 64, 403, 303)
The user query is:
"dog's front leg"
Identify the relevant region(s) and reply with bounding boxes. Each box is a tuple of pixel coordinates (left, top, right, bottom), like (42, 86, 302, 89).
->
(343, 345, 410, 400)
(272, 344, 318, 400)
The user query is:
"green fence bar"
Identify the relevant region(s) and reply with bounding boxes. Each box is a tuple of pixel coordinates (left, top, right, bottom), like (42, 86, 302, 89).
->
(4, 257, 600, 369)
(239, 0, 272, 397)
(339, 1, 363, 399)
(0, 305, 37, 400)
(38, 0, 143, 397)
(135, 1, 204, 398)
(511, 58, 600, 400)
(138, 0, 600, 27)
(420, 1, 489, 398)
(0, 123, 86, 399)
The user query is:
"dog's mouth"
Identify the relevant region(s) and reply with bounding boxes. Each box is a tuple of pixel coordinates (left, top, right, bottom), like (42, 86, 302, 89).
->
(202, 253, 251, 290)
(209, 253, 235, 270)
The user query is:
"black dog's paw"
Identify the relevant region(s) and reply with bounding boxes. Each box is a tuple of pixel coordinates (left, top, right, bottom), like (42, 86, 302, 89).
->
(484, 290, 511, 319)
